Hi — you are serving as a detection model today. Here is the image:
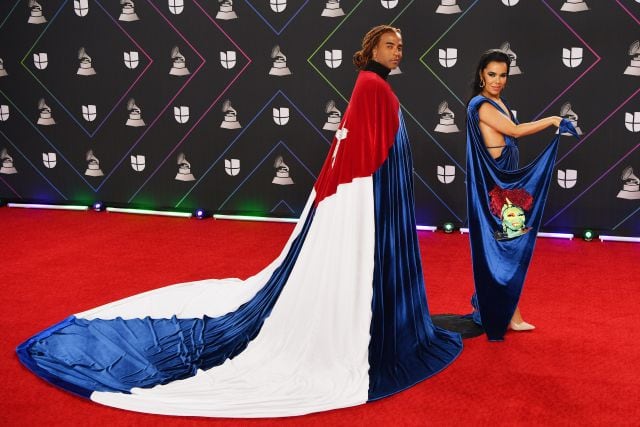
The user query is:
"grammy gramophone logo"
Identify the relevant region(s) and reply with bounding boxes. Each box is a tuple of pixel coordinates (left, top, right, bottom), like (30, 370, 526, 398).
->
(175, 152, 195, 181)
(85, 150, 104, 177)
(501, 0, 520, 6)
(28, 0, 47, 24)
(269, 45, 292, 76)
(561, 0, 589, 13)
(77, 47, 96, 76)
(500, 42, 522, 75)
(435, 0, 462, 14)
(216, 0, 238, 20)
(272, 156, 293, 185)
(119, 0, 140, 22)
(617, 166, 640, 200)
(434, 101, 459, 133)
(558, 102, 583, 135)
(0, 58, 7, 77)
(220, 100, 241, 129)
(169, 47, 190, 76)
(0, 148, 17, 174)
(623, 40, 640, 76)
(126, 98, 145, 127)
(323, 100, 341, 131)
(37, 98, 55, 126)
(321, 0, 344, 17)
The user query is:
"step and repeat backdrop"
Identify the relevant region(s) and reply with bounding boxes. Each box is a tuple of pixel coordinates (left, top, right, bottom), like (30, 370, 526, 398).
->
(0, 0, 638, 235)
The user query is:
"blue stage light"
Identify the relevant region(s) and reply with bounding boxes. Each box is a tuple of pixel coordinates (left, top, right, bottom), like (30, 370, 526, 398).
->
(193, 208, 206, 219)
(92, 201, 105, 212)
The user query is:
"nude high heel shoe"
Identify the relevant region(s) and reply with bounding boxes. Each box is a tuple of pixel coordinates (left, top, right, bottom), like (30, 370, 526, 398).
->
(509, 321, 535, 331)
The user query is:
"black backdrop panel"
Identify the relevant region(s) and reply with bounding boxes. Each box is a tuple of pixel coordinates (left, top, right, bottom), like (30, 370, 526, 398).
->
(0, 0, 638, 236)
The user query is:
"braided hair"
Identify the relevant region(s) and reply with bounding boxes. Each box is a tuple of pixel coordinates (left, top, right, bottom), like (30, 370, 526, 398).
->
(353, 25, 401, 70)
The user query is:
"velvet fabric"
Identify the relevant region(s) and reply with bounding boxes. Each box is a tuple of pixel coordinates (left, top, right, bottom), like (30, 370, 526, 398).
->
(466, 95, 577, 341)
(368, 111, 462, 400)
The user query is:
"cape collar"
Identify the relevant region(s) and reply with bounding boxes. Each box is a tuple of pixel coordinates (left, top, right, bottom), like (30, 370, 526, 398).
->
(364, 60, 391, 80)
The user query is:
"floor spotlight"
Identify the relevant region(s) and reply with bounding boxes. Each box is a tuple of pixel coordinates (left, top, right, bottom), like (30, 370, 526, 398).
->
(193, 208, 207, 219)
(582, 229, 595, 241)
(442, 222, 455, 233)
(92, 201, 105, 212)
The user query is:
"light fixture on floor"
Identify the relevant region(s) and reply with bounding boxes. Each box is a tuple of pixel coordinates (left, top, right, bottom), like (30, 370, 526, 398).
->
(582, 229, 595, 241)
(442, 222, 455, 233)
(193, 208, 207, 219)
(92, 201, 105, 212)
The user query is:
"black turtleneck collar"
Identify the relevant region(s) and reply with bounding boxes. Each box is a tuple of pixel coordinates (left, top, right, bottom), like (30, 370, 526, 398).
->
(363, 60, 391, 80)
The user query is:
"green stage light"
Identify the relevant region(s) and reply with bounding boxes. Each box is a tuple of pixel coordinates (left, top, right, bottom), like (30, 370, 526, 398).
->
(582, 229, 594, 241)
(443, 222, 455, 233)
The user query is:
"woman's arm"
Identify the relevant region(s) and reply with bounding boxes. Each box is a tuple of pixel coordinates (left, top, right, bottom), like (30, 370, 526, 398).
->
(478, 103, 562, 138)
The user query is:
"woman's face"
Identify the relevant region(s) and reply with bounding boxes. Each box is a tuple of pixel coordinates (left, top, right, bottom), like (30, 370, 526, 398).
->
(372, 31, 403, 69)
(480, 61, 508, 98)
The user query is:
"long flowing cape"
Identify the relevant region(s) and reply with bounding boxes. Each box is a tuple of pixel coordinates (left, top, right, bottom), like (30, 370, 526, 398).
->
(17, 71, 462, 418)
(466, 95, 577, 341)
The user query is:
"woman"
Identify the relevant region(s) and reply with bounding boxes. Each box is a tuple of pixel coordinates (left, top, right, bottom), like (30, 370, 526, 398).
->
(17, 26, 462, 417)
(466, 49, 576, 341)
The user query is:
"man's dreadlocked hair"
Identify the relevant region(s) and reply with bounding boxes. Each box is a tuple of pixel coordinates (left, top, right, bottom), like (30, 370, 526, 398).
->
(353, 25, 401, 70)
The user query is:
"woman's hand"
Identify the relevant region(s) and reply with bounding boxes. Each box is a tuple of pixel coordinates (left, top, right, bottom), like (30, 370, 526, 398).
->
(550, 116, 563, 127)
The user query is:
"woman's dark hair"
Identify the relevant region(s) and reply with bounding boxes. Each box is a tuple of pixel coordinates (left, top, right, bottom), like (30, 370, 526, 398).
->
(469, 49, 511, 100)
(353, 25, 401, 70)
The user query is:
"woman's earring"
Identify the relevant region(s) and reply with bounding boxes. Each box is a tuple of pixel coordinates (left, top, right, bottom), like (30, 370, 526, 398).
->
(479, 79, 485, 88)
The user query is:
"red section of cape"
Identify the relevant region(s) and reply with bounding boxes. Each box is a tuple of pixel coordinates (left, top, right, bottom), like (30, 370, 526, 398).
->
(313, 71, 399, 205)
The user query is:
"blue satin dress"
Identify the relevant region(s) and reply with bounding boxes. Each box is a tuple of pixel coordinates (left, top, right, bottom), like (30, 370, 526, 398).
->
(466, 95, 577, 341)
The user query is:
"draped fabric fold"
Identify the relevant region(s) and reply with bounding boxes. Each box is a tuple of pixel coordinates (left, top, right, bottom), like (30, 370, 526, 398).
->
(466, 95, 577, 341)
(17, 71, 462, 417)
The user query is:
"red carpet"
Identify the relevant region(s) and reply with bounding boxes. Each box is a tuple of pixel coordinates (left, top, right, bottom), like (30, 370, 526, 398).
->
(1, 208, 638, 426)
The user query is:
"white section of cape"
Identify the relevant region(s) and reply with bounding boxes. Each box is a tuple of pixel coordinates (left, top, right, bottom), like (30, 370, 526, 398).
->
(90, 177, 377, 417)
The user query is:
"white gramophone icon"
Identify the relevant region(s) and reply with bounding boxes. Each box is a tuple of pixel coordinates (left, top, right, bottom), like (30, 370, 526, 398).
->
(77, 47, 96, 76)
(624, 40, 640, 76)
(558, 102, 583, 135)
(434, 101, 459, 133)
(175, 152, 195, 181)
(269, 45, 292, 76)
(617, 166, 640, 200)
(169, 46, 190, 76)
(28, 0, 47, 24)
(37, 98, 55, 125)
(220, 100, 241, 129)
(321, 0, 344, 17)
(85, 150, 104, 176)
(126, 98, 145, 127)
(500, 42, 522, 75)
(272, 156, 293, 185)
(119, 0, 139, 21)
(216, 0, 238, 20)
(323, 100, 341, 131)
(0, 148, 17, 174)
